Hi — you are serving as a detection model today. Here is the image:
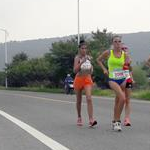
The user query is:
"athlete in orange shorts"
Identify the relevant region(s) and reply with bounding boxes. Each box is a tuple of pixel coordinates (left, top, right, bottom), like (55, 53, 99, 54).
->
(73, 40, 97, 127)
(73, 75, 93, 90)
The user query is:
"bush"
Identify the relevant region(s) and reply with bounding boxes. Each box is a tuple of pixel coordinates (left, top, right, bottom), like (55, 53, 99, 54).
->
(132, 65, 148, 89)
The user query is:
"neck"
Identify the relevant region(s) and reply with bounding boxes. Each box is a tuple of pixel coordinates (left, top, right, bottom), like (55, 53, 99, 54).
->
(79, 54, 86, 57)
(113, 48, 121, 52)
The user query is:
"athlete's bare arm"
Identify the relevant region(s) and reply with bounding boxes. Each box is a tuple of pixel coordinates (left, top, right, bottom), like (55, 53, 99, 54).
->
(146, 55, 150, 67)
(97, 50, 109, 76)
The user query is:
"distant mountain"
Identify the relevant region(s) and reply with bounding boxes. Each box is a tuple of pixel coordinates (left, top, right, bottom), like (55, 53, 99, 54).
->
(121, 32, 150, 64)
(0, 36, 72, 71)
(0, 31, 150, 71)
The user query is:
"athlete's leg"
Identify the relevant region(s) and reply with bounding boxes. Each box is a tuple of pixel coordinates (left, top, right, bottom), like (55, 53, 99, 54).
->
(124, 88, 131, 118)
(114, 96, 119, 121)
(84, 85, 93, 119)
(109, 81, 125, 121)
(84, 85, 97, 126)
(73, 76, 83, 125)
(124, 88, 131, 126)
(75, 89, 82, 118)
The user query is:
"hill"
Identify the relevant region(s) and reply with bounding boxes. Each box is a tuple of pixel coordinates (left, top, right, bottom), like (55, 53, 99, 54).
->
(0, 36, 71, 71)
(0, 31, 150, 71)
(122, 32, 150, 63)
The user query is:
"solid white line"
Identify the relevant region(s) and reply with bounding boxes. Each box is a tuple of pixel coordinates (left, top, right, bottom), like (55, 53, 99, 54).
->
(1, 91, 150, 105)
(7, 93, 76, 104)
(0, 110, 71, 150)
(11, 93, 150, 105)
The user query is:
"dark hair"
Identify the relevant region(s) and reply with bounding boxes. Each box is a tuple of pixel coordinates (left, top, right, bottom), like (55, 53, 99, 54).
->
(79, 40, 86, 48)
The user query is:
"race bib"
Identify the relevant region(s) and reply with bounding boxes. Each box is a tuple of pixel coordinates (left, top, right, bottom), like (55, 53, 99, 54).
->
(112, 70, 125, 79)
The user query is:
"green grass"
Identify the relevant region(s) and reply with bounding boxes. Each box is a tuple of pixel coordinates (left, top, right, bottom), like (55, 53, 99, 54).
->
(92, 88, 150, 101)
(0, 86, 150, 101)
(92, 89, 114, 97)
(0, 86, 64, 93)
(93, 89, 150, 101)
(131, 89, 150, 101)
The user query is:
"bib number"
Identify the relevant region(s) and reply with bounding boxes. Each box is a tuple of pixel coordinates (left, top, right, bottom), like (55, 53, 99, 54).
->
(112, 70, 125, 79)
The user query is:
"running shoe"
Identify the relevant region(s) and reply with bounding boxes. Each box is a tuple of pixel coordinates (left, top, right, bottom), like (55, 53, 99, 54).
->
(124, 118, 131, 126)
(77, 118, 83, 126)
(113, 121, 122, 132)
(89, 119, 97, 127)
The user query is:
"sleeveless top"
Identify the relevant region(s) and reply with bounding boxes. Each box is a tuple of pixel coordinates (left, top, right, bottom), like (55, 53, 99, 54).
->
(108, 50, 125, 79)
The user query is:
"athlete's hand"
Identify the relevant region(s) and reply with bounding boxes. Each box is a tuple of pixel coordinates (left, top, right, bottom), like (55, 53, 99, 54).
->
(132, 79, 135, 84)
(103, 68, 109, 76)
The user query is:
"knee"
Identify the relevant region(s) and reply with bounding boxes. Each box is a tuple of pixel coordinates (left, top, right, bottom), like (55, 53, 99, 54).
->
(125, 98, 130, 105)
(86, 96, 92, 103)
(119, 93, 126, 103)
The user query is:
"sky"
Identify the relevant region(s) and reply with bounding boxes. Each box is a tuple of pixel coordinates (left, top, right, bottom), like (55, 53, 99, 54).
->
(0, 0, 150, 42)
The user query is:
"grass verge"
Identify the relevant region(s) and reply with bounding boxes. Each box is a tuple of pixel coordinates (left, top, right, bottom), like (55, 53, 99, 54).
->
(131, 89, 150, 101)
(0, 86, 64, 93)
(0, 86, 150, 101)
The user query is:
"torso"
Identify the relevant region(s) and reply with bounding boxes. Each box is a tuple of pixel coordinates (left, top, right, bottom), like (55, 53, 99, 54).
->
(108, 50, 125, 79)
(76, 55, 92, 76)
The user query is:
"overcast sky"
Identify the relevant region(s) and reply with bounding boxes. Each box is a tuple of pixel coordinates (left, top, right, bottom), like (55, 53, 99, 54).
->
(0, 0, 150, 42)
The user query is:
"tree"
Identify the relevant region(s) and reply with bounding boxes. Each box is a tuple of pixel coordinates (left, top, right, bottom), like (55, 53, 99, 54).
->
(89, 28, 113, 53)
(0, 72, 5, 86)
(132, 65, 148, 88)
(44, 38, 78, 86)
(11, 52, 28, 65)
(7, 58, 50, 87)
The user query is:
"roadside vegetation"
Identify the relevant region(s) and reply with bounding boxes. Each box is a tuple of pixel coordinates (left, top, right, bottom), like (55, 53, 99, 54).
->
(0, 29, 150, 100)
(0, 86, 150, 101)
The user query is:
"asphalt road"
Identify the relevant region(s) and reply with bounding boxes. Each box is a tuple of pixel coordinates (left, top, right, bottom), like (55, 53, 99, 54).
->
(0, 90, 150, 150)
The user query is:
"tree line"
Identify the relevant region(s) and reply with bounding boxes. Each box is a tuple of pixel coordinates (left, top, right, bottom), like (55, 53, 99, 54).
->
(0, 29, 149, 89)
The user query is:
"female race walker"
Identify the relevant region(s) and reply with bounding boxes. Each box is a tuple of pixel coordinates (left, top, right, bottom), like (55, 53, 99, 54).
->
(97, 35, 130, 131)
(121, 44, 133, 126)
(73, 40, 97, 127)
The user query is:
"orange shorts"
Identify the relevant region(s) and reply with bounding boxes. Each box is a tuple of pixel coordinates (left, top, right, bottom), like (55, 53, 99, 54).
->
(73, 75, 93, 90)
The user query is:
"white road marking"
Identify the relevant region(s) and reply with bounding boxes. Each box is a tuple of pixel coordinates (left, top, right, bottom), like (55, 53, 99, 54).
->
(92, 96, 150, 104)
(0, 110, 71, 150)
(6, 92, 150, 105)
(7, 93, 76, 104)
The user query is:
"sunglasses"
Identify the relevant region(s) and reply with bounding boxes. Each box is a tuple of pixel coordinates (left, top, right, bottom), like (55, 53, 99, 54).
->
(114, 40, 121, 43)
(122, 47, 128, 50)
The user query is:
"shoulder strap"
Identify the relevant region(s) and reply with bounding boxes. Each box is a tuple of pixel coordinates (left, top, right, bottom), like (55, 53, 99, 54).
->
(108, 49, 112, 57)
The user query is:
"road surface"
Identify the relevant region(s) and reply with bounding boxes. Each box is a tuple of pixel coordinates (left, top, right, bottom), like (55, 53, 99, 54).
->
(0, 90, 150, 150)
